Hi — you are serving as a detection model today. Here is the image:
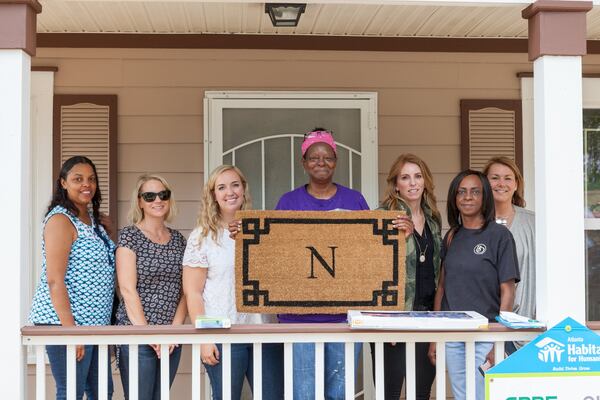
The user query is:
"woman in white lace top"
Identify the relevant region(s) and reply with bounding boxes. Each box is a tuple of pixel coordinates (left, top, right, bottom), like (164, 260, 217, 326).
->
(182, 165, 282, 400)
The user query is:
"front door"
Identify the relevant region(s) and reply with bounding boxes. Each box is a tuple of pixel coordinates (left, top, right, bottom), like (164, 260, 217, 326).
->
(204, 92, 378, 209)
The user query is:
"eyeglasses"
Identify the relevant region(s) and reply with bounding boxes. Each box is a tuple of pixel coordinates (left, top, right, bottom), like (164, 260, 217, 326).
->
(139, 190, 171, 202)
(456, 188, 482, 198)
(306, 156, 337, 165)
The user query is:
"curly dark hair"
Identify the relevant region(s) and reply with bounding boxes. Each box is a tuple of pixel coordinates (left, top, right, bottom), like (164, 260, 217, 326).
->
(47, 156, 103, 228)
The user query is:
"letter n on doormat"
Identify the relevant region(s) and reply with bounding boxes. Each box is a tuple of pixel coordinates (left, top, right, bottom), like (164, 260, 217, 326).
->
(235, 210, 406, 314)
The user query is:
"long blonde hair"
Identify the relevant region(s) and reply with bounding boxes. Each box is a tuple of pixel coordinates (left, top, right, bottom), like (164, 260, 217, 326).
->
(197, 165, 252, 244)
(128, 174, 177, 224)
(482, 156, 526, 208)
(381, 153, 441, 227)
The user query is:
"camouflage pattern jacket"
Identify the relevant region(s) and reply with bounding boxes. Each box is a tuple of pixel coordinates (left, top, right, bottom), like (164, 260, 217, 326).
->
(378, 200, 442, 311)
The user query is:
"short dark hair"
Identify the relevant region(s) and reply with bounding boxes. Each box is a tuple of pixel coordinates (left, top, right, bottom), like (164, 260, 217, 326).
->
(446, 169, 495, 230)
(47, 156, 103, 227)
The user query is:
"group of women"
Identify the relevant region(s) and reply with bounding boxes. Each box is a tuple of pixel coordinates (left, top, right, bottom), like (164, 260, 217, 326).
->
(28, 128, 535, 400)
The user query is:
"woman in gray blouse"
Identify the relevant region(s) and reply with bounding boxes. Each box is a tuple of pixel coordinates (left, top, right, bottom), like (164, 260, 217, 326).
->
(115, 174, 187, 399)
(484, 156, 536, 353)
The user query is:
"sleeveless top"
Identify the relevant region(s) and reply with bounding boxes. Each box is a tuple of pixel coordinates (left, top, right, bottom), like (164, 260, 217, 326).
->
(29, 205, 116, 326)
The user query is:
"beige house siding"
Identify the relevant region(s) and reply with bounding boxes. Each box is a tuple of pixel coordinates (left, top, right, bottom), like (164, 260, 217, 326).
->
(31, 47, 588, 399)
(34, 48, 535, 236)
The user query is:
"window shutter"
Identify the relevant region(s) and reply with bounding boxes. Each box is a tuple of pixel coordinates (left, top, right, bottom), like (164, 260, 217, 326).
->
(460, 99, 523, 172)
(53, 95, 117, 238)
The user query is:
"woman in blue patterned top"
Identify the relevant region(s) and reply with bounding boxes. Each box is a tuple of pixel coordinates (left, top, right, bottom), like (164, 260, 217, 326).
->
(29, 156, 116, 400)
(115, 174, 187, 399)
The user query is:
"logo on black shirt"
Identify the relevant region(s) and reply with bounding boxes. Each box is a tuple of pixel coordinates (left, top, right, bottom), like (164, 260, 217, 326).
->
(473, 244, 487, 255)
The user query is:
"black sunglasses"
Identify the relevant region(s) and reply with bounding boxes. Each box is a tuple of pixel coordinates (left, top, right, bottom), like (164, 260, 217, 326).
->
(139, 190, 171, 202)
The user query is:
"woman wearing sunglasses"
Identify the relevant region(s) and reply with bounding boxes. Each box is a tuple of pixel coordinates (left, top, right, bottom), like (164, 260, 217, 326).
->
(29, 156, 116, 400)
(428, 170, 519, 400)
(183, 165, 283, 400)
(114, 174, 187, 399)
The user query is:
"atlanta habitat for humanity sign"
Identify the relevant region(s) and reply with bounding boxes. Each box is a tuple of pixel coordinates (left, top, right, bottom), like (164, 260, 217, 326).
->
(486, 317, 600, 399)
(234, 210, 406, 314)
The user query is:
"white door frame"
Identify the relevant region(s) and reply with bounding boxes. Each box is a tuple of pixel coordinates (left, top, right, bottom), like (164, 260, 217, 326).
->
(204, 91, 379, 208)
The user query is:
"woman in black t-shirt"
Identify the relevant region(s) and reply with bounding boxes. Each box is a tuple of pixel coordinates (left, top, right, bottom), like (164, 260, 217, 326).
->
(428, 170, 519, 400)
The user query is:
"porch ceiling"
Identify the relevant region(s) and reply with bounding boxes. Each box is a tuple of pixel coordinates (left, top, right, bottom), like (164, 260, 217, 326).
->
(35, 1, 600, 40)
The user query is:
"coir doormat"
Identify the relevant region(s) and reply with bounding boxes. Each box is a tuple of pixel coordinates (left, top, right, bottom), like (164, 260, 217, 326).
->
(235, 210, 406, 314)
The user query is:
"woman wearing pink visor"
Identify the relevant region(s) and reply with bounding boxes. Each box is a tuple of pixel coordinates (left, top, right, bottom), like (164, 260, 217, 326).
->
(275, 128, 368, 400)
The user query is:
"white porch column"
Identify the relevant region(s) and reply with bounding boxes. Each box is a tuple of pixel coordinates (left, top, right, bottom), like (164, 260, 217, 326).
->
(523, 0, 593, 326)
(0, 47, 32, 400)
(0, 1, 42, 398)
(533, 56, 585, 325)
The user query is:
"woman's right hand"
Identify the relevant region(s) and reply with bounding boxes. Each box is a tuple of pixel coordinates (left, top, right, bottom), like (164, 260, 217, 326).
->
(76, 345, 85, 362)
(228, 219, 242, 239)
(393, 214, 414, 239)
(428, 342, 436, 365)
(201, 343, 220, 366)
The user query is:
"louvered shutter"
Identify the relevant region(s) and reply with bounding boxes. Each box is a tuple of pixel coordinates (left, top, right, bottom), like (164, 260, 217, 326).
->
(460, 100, 523, 172)
(53, 95, 117, 237)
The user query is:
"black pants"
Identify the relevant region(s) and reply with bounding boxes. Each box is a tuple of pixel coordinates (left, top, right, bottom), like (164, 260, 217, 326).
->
(369, 342, 436, 400)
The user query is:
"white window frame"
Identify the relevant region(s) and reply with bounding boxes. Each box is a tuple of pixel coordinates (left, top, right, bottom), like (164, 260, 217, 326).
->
(522, 77, 600, 230)
(582, 78, 600, 231)
(203, 91, 379, 209)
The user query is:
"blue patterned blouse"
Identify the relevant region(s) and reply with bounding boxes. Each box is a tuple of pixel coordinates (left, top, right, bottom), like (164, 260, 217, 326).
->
(29, 205, 116, 326)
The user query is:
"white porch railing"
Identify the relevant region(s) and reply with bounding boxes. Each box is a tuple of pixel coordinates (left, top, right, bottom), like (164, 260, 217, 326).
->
(21, 323, 549, 400)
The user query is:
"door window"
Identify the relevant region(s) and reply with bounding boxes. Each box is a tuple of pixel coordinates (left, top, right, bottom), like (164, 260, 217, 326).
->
(205, 93, 378, 209)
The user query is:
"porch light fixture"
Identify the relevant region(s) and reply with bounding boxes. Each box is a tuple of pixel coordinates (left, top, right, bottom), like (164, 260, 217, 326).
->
(265, 3, 306, 27)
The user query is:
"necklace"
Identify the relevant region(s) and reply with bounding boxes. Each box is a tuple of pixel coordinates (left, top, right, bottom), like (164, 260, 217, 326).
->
(495, 207, 515, 227)
(495, 217, 508, 226)
(414, 225, 428, 263)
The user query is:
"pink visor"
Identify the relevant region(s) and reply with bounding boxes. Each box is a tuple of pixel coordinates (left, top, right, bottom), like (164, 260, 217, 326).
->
(301, 130, 337, 157)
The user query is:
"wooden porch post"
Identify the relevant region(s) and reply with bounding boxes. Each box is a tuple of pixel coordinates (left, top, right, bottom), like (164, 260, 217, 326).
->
(523, 0, 593, 326)
(0, 0, 42, 398)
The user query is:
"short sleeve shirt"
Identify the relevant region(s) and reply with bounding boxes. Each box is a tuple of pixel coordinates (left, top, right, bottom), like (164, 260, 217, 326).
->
(114, 225, 187, 326)
(183, 227, 264, 325)
(441, 222, 520, 321)
(275, 183, 370, 323)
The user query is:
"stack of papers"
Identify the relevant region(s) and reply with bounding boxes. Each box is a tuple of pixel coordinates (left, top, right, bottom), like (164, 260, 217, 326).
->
(495, 311, 545, 329)
(195, 316, 231, 329)
(348, 310, 488, 330)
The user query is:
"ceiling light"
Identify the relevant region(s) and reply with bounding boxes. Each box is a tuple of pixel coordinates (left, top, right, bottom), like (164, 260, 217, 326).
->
(265, 3, 306, 27)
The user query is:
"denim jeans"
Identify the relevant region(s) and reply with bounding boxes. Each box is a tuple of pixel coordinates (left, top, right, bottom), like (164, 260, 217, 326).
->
(117, 344, 182, 400)
(292, 342, 362, 400)
(445, 341, 493, 400)
(203, 343, 283, 400)
(46, 344, 114, 400)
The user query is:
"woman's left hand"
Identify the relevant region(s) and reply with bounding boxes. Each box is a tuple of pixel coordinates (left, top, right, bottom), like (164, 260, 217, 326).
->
(393, 215, 414, 239)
